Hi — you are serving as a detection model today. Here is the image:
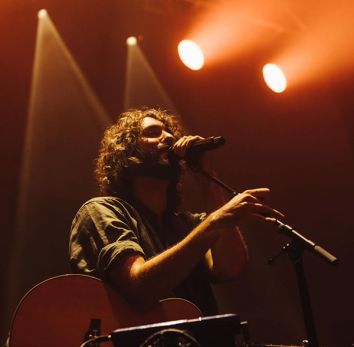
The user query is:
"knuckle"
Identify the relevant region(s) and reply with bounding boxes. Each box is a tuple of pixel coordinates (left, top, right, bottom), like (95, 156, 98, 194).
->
(240, 201, 250, 209)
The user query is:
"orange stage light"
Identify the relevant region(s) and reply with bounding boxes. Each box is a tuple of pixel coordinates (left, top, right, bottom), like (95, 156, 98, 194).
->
(263, 63, 287, 93)
(37, 9, 47, 19)
(126, 36, 138, 46)
(178, 40, 204, 71)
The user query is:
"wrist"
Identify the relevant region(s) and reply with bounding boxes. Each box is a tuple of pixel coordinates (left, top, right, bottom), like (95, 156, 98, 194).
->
(206, 210, 223, 230)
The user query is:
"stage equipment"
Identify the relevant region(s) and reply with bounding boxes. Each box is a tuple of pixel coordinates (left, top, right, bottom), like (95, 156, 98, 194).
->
(178, 40, 205, 70)
(111, 313, 244, 347)
(126, 36, 138, 46)
(191, 143, 338, 347)
(9, 275, 201, 347)
(263, 63, 287, 93)
(166, 135, 225, 158)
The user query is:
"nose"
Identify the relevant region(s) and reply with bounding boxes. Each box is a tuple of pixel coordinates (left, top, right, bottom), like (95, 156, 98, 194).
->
(161, 130, 174, 146)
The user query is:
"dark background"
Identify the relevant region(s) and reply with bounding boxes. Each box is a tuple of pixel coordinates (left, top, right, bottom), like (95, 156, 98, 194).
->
(1, 1, 353, 346)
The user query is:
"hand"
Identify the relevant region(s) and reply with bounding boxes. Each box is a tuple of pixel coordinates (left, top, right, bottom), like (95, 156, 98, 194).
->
(210, 188, 285, 227)
(171, 135, 205, 158)
(171, 135, 211, 172)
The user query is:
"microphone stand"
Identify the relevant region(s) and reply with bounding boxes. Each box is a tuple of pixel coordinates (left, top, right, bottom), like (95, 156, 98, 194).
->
(194, 167, 338, 347)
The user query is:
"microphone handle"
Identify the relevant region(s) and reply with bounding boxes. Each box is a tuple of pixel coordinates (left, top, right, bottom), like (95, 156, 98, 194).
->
(191, 136, 225, 149)
(186, 136, 225, 156)
(167, 136, 225, 157)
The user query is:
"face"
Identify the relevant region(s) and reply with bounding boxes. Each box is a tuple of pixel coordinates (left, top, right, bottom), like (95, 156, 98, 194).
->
(137, 116, 175, 156)
(130, 116, 179, 180)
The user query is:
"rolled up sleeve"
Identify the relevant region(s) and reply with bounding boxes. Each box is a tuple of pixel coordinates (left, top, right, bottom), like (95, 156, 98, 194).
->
(69, 198, 145, 279)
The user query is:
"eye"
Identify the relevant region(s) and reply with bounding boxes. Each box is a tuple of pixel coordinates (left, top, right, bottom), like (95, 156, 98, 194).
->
(143, 126, 163, 138)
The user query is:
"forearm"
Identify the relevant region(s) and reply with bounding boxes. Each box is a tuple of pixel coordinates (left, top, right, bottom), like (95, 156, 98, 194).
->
(109, 213, 220, 309)
(109, 187, 284, 308)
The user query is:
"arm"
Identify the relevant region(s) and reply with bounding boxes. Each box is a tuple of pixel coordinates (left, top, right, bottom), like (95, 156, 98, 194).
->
(109, 212, 221, 309)
(109, 188, 284, 309)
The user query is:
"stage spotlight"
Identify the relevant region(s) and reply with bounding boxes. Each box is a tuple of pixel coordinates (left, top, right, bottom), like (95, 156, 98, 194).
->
(263, 63, 287, 93)
(126, 36, 138, 46)
(178, 40, 204, 71)
(38, 9, 47, 19)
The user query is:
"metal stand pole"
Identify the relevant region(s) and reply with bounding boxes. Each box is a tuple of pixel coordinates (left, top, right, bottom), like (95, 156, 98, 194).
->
(193, 166, 338, 346)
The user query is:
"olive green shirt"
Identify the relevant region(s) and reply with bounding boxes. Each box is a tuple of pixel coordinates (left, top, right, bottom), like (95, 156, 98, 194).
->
(69, 196, 217, 315)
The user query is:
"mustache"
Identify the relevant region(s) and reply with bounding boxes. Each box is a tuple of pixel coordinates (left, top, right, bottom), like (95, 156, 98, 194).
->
(157, 143, 170, 152)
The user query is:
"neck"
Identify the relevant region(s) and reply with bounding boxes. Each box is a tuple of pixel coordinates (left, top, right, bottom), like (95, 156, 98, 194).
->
(132, 177, 169, 220)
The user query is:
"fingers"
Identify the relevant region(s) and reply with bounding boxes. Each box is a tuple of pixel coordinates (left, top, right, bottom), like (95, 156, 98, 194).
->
(172, 135, 204, 157)
(228, 189, 267, 206)
(251, 214, 279, 225)
(218, 188, 285, 226)
(243, 188, 270, 202)
(249, 202, 285, 220)
(243, 188, 285, 219)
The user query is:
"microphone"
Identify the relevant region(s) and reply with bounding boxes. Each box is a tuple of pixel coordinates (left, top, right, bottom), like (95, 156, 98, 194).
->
(169, 136, 225, 158)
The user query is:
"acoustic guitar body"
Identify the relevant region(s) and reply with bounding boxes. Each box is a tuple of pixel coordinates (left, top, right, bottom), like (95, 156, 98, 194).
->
(9, 274, 202, 347)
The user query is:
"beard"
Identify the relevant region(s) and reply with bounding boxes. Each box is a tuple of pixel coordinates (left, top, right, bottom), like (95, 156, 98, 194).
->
(129, 150, 182, 181)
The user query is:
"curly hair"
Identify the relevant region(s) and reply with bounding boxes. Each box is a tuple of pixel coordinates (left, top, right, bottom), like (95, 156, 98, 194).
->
(95, 108, 185, 197)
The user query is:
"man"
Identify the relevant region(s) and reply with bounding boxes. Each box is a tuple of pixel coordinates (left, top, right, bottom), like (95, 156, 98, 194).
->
(69, 108, 284, 315)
